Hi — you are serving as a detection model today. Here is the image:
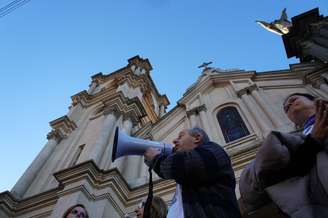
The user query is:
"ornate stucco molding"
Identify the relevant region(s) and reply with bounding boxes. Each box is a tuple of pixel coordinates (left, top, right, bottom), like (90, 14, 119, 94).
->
(236, 84, 258, 98)
(49, 116, 77, 139)
(103, 92, 147, 125)
(0, 187, 62, 217)
(54, 161, 175, 208)
(71, 90, 90, 107)
(46, 129, 64, 142)
(1, 161, 175, 217)
(186, 104, 207, 117)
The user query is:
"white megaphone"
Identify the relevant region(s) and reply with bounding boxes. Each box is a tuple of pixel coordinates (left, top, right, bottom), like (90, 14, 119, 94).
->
(112, 127, 173, 162)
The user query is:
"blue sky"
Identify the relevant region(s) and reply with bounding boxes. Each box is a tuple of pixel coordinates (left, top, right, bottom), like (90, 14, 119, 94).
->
(0, 0, 327, 192)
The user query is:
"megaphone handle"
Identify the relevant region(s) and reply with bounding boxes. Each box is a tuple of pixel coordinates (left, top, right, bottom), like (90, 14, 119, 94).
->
(143, 157, 160, 218)
(143, 167, 153, 218)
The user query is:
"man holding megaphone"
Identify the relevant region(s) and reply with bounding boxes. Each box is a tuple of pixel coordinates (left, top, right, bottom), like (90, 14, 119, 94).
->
(144, 127, 242, 218)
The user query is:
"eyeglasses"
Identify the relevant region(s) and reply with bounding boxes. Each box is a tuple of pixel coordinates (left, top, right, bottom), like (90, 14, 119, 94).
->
(70, 208, 86, 218)
(283, 96, 298, 113)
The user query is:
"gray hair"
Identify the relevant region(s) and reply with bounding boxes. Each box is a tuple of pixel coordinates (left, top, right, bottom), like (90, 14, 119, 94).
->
(188, 127, 210, 144)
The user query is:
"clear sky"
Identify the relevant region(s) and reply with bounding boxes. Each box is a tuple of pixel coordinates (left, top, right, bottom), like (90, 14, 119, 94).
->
(0, 0, 327, 192)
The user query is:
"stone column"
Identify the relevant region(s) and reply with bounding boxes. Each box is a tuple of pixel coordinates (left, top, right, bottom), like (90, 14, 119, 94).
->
(111, 117, 133, 171)
(120, 118, 141, 181)
(11, 130, 61, 198)
(239, 92, 271, 137)
(250, 89, 281, 128)
(88, 111, 117, 166)
(189, 113, 197, 127)
(198, 105, 214, 139)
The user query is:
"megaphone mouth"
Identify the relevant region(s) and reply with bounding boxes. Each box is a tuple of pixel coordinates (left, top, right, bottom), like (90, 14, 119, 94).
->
(112, 127, 119, 162)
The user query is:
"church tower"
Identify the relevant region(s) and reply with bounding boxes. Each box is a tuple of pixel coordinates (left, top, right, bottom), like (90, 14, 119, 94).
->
(1, 56, 172, 218)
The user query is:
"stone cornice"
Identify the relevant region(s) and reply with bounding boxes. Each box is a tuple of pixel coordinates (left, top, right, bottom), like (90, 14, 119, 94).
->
(115, 68, 169, 108)
(303, 64, 328, 87)
(182, 63, 322, 104)
(133, 122, 153, 139)
(49, 116, 77, 130)
(73, 90, 147, 125)
(90, 72, 105, 84)
(179, 71, 255, 105)
(49, 116, 77, 138)
(236, 84, 258, 98)
(253, 70, 301, 81)
(186, 104, 207, 117)
(72, 88, 117, 108)
(71, 90, 91, 107)
(46, 129, 64, 141)
(115, 71, 149, 93)
(0, 191, 17, 216)
(54, 161, 175, 207)
(72, 83, 146, 109)
(102, 92, 147, 125)
(159, 94, 170, 107)
(0, 161, 176, 217)
(0, 187, 62, 216)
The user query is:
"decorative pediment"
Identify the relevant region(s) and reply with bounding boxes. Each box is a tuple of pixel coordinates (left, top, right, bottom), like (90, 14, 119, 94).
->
(182, 70, 253, 102)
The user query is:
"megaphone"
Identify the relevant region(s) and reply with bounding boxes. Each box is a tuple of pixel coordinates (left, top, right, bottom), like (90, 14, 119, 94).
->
(112, 127, 173, 162)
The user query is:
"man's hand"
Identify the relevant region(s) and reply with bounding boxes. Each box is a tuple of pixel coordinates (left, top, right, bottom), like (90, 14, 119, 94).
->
(311, 99, 328, 143)
(144, 147, 161, 162)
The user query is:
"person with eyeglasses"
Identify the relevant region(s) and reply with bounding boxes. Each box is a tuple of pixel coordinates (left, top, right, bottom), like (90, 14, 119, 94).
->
(144, 127, 241, 218)
(239, 93, 328, 218)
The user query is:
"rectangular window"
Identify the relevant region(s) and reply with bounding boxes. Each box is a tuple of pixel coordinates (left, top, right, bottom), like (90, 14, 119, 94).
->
(69, 144, 85, 166)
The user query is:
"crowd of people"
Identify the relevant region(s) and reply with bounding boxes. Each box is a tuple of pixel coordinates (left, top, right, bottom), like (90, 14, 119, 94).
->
(63, 92, 327, 218)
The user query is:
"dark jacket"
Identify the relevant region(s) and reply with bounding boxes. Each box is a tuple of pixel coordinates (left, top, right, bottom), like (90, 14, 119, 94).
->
(153, 141, 241, 218)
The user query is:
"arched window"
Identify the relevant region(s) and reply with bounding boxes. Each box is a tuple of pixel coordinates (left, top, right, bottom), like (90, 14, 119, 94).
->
(217, 106, 250, 143)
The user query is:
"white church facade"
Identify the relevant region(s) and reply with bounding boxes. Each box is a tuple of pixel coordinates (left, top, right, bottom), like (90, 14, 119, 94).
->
(1, 55, 328, 217)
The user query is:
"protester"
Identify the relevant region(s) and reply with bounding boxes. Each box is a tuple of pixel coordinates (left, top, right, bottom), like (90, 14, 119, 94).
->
(239, 93, 328, 218)
(144, 127, 241, 218)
